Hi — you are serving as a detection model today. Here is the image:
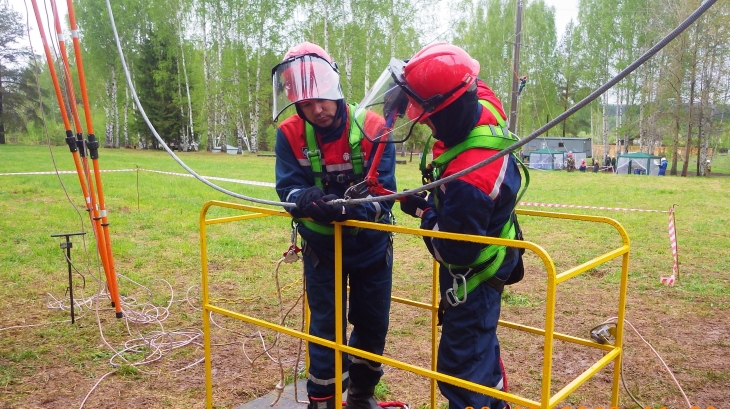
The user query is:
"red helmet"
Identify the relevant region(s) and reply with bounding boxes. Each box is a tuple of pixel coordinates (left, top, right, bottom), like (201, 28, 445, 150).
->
(272, 42, 344, 121)
(402, 43, 480, 122)
(283, 42, 333, 63)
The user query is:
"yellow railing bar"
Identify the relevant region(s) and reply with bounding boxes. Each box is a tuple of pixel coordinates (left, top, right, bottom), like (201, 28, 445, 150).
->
(496, 320, 617, 351)
(549, 348, 622, 407)
(200, 201, 630, 409)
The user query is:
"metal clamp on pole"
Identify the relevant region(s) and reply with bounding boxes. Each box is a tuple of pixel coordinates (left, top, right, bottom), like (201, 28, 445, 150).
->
(51, 232, 86, 323)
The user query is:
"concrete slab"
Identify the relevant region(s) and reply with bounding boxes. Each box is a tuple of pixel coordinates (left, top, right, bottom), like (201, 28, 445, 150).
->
(234, 380, 346, 409)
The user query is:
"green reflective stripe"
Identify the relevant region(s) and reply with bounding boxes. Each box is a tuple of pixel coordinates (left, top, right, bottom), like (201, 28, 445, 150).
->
(478, 100, 508, 134)
(419, 135, 434, 174)
(450, 220, 516, 299)
(296, 218, 334, 235)
(349, 104, 366, 176)
(304, 103, 364, 189)
(515, 155, 530, 204)
(304, 124, 324, 190)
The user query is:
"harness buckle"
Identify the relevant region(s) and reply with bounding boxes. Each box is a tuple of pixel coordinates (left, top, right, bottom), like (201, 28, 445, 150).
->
(336, 173, 346, 184)
(445, 274, 467, 307)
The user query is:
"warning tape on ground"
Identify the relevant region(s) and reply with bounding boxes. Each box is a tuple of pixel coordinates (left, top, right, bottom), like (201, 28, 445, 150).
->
(518, 201, 669, 213)
(0, 168, 275, 188)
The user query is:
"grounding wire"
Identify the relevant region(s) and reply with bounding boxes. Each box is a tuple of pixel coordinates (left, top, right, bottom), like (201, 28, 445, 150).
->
(104, 0, 290, 208)
(335, 0, 717, 206)
(107, 0, 714, 209)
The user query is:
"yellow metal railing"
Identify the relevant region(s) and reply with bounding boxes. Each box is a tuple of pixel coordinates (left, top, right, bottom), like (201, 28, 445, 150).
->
(201, 201, 630, 409)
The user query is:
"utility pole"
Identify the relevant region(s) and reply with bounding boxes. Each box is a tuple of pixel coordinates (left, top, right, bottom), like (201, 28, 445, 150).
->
(508, 0, 523, 135)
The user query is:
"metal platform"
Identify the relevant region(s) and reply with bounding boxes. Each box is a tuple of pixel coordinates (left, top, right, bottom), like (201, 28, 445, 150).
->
(235, 380, 347, 409)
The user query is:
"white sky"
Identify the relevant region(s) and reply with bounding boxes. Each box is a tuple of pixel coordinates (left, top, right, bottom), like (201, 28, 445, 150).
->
(543, 0, 580, 40)
(8, 0, 69, 54)
(8, 0, 579, 55)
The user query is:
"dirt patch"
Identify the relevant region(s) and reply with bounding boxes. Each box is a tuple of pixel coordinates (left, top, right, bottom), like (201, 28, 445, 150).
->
(2, 248, 729, 409)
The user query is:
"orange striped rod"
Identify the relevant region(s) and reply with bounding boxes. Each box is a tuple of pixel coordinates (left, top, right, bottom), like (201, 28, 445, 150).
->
(65, 0, 123, 317)
(31, 0, 119, 317)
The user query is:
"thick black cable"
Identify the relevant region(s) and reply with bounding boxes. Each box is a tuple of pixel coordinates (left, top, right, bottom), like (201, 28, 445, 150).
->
(338, 0, 717, 206)
(106, 0, 715, 208)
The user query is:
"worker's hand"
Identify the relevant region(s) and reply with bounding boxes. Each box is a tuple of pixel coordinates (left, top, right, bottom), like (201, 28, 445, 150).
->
(302, 194, 346, 224)
(400, 191, 431, 218)
(295, 186, 326, 211)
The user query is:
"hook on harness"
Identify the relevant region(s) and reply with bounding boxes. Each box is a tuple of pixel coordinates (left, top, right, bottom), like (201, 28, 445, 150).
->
(282, 221, 302, 263)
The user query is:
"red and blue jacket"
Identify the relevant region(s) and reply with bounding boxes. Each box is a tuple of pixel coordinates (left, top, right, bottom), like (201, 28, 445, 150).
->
(420, 80, 521, 285)
(274, 105, 396, 265)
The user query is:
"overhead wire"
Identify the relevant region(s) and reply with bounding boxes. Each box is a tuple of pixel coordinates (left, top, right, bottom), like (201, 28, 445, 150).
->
(105, 0, 716, 209)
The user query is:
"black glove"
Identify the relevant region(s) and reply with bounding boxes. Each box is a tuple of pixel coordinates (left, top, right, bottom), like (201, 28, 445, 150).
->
(295, 186, 326, 210)
(400, 191, 431, 218)
(302, 194, 346, 224)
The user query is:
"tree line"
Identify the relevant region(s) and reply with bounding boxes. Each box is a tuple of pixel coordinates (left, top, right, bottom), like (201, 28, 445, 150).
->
(1, 0, 728, 176)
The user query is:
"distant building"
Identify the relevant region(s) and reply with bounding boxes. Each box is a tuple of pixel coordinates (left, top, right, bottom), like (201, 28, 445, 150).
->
(521, 137, 592, 161)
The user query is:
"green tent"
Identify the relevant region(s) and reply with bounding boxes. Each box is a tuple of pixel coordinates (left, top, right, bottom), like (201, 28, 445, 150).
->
(528, 148, 587, 170)
(616, 152, 662, 175)
(528, 148, 565, 170)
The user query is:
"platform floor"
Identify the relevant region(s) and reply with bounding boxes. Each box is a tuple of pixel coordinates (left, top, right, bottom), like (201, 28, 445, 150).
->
(234, 379, 347, 409)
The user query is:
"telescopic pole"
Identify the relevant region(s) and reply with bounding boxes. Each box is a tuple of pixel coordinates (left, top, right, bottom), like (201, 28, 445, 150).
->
(49, 0, 119, 313)
(65, 0, 123, 317)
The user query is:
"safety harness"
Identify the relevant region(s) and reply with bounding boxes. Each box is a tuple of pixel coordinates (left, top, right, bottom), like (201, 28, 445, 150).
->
(296, 104, 367, 236)
(418, 100, 529, 308)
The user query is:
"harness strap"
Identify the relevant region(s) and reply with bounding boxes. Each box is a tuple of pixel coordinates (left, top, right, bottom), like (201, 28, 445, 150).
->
(298, 104, 367, 236)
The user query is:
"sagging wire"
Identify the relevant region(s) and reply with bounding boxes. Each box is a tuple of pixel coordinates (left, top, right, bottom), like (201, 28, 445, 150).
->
(597, 317, 692, 409)
(333, 0, 718, 206)
(12, 1, 312, 406)
(104, 0, 291, 209)
(105, 0, 715, 210)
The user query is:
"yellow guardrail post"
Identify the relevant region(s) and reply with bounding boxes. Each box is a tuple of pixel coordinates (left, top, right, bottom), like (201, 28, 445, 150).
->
(201, 202, 629, 409)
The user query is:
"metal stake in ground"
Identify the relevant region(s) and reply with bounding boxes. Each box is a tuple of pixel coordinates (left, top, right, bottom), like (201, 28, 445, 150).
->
(51, 232, 86, 323)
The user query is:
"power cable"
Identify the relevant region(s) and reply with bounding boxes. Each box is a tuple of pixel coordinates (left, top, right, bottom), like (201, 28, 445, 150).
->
(109, 0, 714, 209)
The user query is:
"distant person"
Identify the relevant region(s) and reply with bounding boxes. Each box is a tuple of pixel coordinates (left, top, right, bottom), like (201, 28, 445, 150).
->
(593, 159, 599, 173)
(579, 159, 587, 172)
(704, 159, 711, 177)
(566, 152, 576, 172)
(611, 157, 617, 173)
(658, 157, 668, 176)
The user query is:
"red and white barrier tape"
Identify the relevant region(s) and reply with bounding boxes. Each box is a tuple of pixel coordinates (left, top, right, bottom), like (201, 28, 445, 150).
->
(660, 205, 679, 286)
(518, 201, 669, 213)
(0, 168, 275, 187)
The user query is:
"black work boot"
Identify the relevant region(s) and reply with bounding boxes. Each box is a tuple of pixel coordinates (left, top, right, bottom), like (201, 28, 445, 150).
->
(307, 395, 336, 409)
(344, 384, 380, 409)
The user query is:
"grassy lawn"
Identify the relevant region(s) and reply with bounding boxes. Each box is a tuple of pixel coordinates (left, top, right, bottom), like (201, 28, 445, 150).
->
(1, 144, 729, 409)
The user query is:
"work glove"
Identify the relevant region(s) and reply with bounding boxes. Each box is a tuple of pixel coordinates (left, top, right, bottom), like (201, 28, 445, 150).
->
(290, 186, 325, 219)
(400, 191, 431, 218)
(302, 194, 346, 224)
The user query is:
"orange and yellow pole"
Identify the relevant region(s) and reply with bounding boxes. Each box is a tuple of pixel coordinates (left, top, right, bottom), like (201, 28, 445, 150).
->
(65, 0, 123, 317)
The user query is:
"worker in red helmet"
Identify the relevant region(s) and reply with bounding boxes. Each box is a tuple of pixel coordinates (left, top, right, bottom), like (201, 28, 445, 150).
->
(272, 42, 396, 409)
(389, 42, 523, 409)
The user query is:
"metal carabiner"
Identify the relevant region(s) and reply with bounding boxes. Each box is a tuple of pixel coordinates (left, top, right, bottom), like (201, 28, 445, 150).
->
(445, 273, 467, 307)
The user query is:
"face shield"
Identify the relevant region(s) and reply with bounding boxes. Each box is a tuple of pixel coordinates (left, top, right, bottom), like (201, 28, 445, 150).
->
(272, 54, 344, 121)
(352, 59, 424, 144)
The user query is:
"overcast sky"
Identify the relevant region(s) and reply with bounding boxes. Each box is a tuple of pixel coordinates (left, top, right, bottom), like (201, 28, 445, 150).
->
(9, 0, 579, 52)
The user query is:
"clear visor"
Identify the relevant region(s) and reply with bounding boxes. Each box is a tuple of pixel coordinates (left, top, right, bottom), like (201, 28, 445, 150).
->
(272, 54, 344, 121)
(353, 60, 424, 143)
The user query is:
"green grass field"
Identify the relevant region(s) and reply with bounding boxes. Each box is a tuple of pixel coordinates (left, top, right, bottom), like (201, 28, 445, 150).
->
(1, 144, 729, 408)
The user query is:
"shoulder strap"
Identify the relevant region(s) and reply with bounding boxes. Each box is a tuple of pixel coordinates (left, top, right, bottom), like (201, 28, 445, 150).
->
(423, 99, 530, 204)
(348, 103, 366, 177)
(304, 104, 366, 189)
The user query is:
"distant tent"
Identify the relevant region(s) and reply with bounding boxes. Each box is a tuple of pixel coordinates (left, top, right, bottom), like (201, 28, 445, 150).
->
(616, 152, 662, 175)
(528, 148, 564, 170)
(528, 148, 587, 170)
